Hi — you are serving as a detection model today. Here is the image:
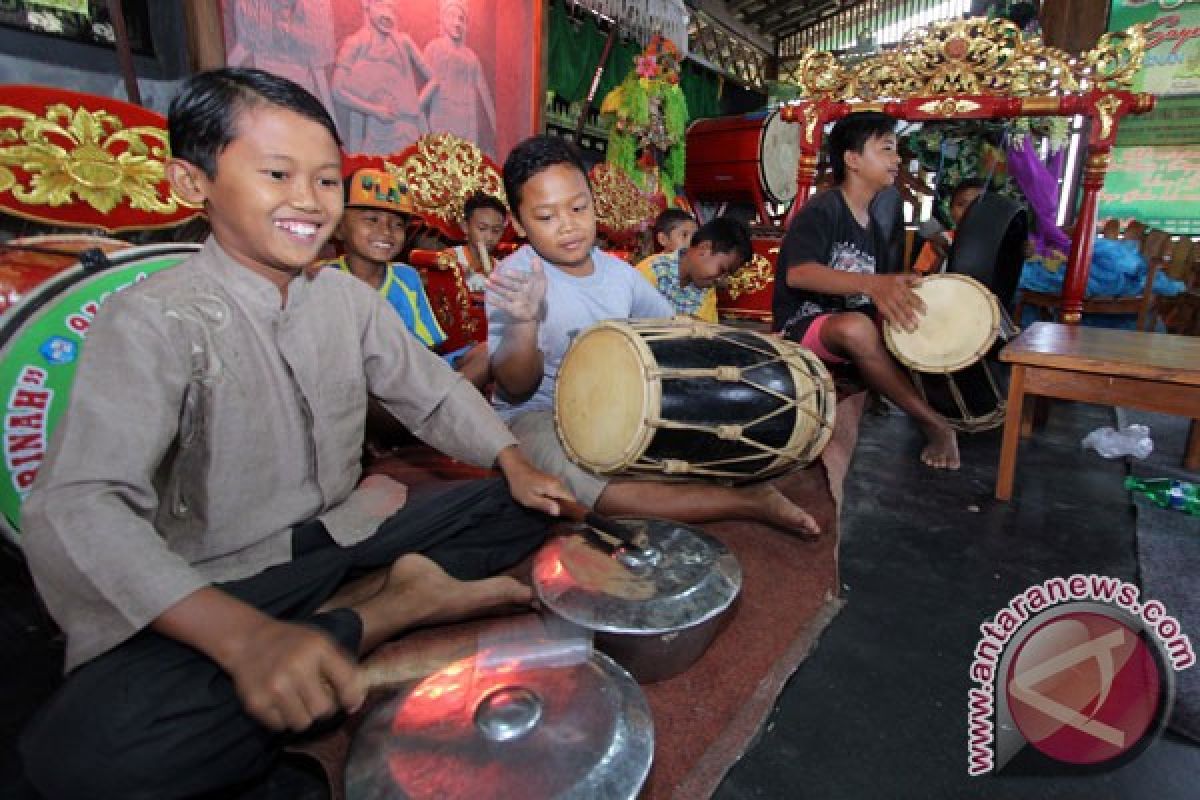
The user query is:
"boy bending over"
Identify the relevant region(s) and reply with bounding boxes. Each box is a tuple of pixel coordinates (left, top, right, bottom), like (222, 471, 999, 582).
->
(20, 68, 571, 799)
(772, 111, 959, 469)
(487, 135, 818, 535)
(637, 215, 752, 320)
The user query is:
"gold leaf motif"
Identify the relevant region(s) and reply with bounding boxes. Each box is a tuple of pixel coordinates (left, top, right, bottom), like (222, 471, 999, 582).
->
(589, 162, 658, 236)
(723, 254, 773, 299)
(1093, 93, 1123, 141)
(778, 16, 1146, 101)
(916, 98, 983, 116)
(389, 133, 506, 227)
(0, 103, 178, 214)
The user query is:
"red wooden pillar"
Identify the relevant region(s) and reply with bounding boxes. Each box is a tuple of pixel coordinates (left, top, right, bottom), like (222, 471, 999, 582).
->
(1059, 91, 1155, 324)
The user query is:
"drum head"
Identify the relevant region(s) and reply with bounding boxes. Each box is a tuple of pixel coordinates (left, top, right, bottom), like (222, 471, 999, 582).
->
(555, 322, 656, 473)
(760, 110, 799, 205)
(885, 274, 1000, 373)
(0, 243, 200, 544)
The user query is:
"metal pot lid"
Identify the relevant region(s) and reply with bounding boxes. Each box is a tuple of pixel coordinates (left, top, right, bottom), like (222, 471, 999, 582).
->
(345, 650, 653, 800)
(533, 518, 742, 636)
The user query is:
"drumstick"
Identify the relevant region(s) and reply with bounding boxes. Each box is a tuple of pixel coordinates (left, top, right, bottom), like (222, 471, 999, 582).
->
(558, 498, 650, 550)
(355, 614, 593, 692)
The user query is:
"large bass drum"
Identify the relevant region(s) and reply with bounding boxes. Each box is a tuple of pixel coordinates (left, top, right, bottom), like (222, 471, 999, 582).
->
(554, 319, 835, 482)
(0, 243, 200, 544)
(685, 111, 799, 213)
(0, 234, 131, 316)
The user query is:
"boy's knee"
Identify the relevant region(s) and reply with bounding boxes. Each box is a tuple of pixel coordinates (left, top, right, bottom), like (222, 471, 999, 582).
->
(824, 313, 882, 356)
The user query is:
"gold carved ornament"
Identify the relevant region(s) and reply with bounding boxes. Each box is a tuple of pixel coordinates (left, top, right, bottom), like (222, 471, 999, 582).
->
(0, 103, 188, 215)
(429, 247, 478, 338)
(386, 133, 507, 236)
(778, 17, 1145, 101)
(589, 162, 659, 237)
(721, 253, 773, 299)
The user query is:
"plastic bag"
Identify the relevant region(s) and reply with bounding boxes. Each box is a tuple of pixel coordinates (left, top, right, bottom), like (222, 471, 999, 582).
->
(1081, 424, 1154, 459)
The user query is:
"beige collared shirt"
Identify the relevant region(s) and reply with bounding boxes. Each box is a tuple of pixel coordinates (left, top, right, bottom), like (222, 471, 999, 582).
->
(23, 238, 517, 671)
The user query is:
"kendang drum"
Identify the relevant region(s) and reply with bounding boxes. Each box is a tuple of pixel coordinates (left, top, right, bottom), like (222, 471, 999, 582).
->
(685, 111, 799, 221)
(883, 274, 1015, 433)
(0, 243, 200, 544)
(554, 319, 836, 482)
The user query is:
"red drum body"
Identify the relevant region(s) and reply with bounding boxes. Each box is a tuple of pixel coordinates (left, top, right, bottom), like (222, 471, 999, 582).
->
(685, 111, 799, 220)
(0, 235, 130, 316)
(716, 234, 780, 324)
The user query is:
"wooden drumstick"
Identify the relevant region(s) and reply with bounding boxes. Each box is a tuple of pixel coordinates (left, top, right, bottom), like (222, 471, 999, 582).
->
(558, 498, 650, 550)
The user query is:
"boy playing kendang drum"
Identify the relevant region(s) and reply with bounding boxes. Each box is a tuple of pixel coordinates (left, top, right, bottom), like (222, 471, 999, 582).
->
(637, 215, 753, 321)
(486, 134, 819, 534)
(20, 68, 573, 799)
(772, 111, 960, 469)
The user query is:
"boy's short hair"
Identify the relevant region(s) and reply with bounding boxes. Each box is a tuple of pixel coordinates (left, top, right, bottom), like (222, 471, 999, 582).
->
(463, 191, 508, 220)
(344, 167, 414, 215)
(827, 111, 897, 185)
(502, 135, 590, 213)
(653, 208, 696, 239)
(168, 67, 341, 179)
(950, 177, 988, 201)
(692, 216, 753, 264)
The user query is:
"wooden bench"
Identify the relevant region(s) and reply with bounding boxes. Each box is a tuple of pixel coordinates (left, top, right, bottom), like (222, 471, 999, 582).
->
(995, 322, 1200, 501)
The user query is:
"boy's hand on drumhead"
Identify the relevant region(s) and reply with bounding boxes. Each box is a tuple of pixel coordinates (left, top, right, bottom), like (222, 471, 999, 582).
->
(487, 258, 546, 323)
(226, 618, 364, 732)
(868, 274, 925, 333)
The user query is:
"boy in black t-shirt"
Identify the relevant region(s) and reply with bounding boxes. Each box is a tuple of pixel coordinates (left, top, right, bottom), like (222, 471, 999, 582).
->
(772, 112, 959, 469)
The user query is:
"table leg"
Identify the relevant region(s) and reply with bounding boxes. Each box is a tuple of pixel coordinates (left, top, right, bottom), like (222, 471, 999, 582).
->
(996, 365, 1027, 501)
(1186, 420, 1200, 472)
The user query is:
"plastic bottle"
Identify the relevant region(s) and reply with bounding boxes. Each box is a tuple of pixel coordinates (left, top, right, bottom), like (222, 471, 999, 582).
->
(1124, 477, 1200, 517)
(1082, 424, 1154, 460)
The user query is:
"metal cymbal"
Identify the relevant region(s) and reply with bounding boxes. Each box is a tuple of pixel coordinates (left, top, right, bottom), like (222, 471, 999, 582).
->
(533, 519, 742, 682)
(345, 649, 652, 800)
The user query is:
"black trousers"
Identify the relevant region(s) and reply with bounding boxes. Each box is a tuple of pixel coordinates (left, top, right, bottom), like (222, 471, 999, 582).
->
(21, 479, 549, 800)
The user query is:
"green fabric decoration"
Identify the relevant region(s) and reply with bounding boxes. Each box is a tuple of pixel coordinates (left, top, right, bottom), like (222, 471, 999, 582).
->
(599, 34, 689, 203)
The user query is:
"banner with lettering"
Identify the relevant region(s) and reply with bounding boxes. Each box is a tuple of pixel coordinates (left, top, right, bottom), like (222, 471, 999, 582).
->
(1109, 0, 1200, 96)
(1098, 145, 1200, 234)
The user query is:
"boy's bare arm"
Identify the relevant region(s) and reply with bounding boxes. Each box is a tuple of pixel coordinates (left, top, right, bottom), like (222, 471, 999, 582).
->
(785, 261, 925, 331)
(487, 260, 547, 401)
(153, 587, 364, 732)
(491, 319, 543, 401)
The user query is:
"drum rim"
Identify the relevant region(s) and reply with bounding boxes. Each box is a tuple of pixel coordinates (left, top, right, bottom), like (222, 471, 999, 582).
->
(884, 274, 1001, 374)
(0, 243, 202, 546)
(554, 319, 660, 474)
(773, 339, 837, 471)
(758, 108, 798, 205)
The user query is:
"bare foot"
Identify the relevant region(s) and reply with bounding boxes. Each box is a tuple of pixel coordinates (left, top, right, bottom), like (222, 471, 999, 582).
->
(920, 423, 960, 470)
(746, 483, 821, 537)
(351, 554, 534, 654)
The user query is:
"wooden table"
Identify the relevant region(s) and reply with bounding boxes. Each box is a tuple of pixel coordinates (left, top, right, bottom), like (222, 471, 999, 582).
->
(995, 322, 1200, 501)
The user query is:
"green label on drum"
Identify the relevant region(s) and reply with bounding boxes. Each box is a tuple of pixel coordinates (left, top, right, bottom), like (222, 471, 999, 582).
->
(0, 254, 187, 538)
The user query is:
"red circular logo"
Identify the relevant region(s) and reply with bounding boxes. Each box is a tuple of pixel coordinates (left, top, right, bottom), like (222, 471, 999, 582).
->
(1005, 611, 1163, 765)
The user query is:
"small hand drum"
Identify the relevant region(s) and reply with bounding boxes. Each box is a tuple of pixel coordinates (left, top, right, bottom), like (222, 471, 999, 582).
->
(554, 319, 836, 482)
(883, 274, 1014, 432)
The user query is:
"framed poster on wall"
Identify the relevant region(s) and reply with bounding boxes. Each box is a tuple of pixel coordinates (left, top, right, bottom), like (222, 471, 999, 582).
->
(220, 0, 543, 160)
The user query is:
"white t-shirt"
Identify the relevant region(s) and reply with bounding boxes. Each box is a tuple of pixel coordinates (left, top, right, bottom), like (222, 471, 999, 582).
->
(487, 244, 674, 419)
